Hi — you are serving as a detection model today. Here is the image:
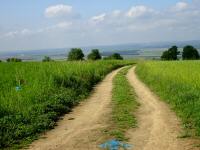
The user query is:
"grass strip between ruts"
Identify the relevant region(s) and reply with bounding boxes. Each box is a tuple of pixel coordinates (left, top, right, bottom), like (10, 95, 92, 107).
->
(109, 66, 139, 141)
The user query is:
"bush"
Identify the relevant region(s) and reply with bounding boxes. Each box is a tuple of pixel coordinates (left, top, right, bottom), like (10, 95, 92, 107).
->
(42, 56, 53, 62)
(182, 45, 199, 60)
(87, 49, 102, 60)
(161, 46, 180, 60)
(68, 48, 84, 61)
(104, 53, 123, 60)
(6, 58, 22, 62)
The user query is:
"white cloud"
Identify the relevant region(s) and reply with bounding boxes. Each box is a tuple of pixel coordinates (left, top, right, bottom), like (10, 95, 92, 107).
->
(2, 29, 33, 38)
(21, 29, 32, 35)
(4, 31, 19, 38)
(172, 2, 188, 11)
(45, 4, 72, 18)
(112, 10, 121, 17)
(44, 22, 73, 31)
(56, 22, 72, 29)
(1, 22, 72, 39)
(85, 1, 200, 42)
(1, 1, 200, 51)
(126, 5, 155, 18)
(91, 13, 106, 23)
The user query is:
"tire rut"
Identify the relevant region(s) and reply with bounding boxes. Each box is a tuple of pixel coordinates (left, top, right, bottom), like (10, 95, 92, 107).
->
(126, 66, 198, 150)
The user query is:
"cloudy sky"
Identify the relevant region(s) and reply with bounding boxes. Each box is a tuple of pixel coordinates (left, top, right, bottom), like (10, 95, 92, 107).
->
(0, 0, 200, 51)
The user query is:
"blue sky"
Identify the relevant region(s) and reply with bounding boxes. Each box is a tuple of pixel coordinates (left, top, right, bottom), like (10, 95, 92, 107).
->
(0, 0, 199, 51)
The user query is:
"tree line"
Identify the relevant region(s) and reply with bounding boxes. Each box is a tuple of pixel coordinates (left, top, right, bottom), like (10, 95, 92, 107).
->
(1, 45, 199, 62)
(161, 45, 199, 60)
(67, 48, 123, 61)
(0, 48, 123, 62)
(43, 48, 123, 62)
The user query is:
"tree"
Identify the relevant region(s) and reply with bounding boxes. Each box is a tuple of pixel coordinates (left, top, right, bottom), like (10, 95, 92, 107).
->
(6, 58, 22, 62)
(42, 56, 52, 62)
(111, 53, 123, 60)
(87, 49, 102, 60)
(104, 53, 123, 60)
(68, 48, 84, 61)
(182, 45, 199, 60)
(0, 60, 2, 62)
(161, 46, 180, 60)
(161, 51, 170, 60)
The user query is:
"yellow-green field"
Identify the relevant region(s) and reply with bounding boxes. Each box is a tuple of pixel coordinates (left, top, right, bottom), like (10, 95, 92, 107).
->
(136, 61, 200, 136)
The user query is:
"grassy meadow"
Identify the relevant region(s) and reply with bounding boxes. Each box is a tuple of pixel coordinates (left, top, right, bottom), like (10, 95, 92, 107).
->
(0, 60, 134, 149)
(136, 61, 200, 137)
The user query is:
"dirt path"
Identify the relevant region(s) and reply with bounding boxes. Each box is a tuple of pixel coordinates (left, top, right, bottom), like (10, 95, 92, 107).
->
(127, 66, 198, 150)
(27, 68, 122, 150)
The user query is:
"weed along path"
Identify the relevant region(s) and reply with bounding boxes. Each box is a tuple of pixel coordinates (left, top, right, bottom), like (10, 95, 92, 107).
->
(28, 67, 123, 150)
(127, 66, 198, 150)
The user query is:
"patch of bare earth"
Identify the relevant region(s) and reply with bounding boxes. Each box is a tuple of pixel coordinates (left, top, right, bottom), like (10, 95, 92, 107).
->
(27, 68, 122, 150)
(127, 66, 199, 150)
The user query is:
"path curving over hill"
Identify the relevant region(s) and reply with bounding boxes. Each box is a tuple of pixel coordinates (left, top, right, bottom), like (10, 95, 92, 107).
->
(27, 67, 123, 150)
(127, 66, 198, 150)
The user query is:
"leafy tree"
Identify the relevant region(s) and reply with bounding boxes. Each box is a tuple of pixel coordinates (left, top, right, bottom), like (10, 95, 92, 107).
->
(87, 49, 102, 60)
(111, 53, 123, 60)
(42, 56, 52, 62)
(161, 46, 180, 60)
(161, 51, 170, 60)
(0, 60, 2, 62)
(68, 48, 84, 61)
(104, 53, 123, 60)
(182, 45, 199, 60)
(6, 58, 22, 62)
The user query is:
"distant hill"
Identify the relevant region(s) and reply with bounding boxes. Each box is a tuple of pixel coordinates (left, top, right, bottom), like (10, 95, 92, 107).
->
(101, 50, 140, 56)
(0, 40, 199, 60)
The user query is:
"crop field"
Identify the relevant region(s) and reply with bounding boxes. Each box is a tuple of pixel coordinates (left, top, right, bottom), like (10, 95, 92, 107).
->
(136, 61, 200, 137)
(0, 60, 134, 149)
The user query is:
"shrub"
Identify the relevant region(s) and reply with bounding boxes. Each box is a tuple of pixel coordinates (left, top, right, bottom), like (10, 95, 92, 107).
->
(182, 45, 199, 60)
(161, 46, 180, 60)
(6, 58, 22, 62)
(87, 49, 102, 60)
(104, 53, 123, 60)
(42, 56, 52, 62)
(68, 48, 84, 61)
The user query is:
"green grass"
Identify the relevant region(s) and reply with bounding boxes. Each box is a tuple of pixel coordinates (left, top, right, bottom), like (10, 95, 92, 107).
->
(136, 60, 200, 137)
(0, 60, 135, 149)
(109, 66, 138, 141)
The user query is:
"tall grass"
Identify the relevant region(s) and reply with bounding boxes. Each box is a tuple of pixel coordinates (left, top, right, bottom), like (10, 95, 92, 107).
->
(0, 60, 134, 149)
(136, 61, 200, 137)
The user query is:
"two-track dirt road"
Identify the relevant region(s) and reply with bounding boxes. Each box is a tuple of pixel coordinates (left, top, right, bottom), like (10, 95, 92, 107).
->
(127, 67, 198, 150)
(27, 66, 198, 150)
